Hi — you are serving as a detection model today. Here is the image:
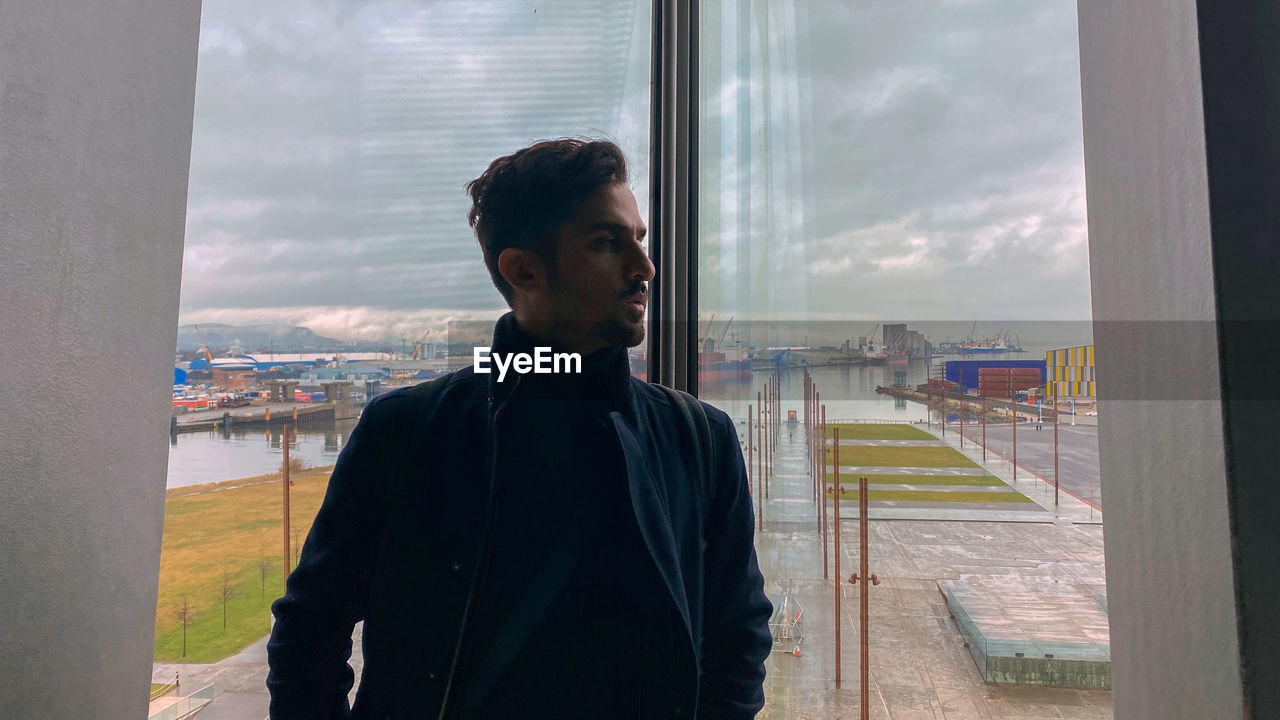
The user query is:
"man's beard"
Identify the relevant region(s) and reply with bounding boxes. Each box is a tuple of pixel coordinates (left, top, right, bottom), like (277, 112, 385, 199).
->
(594, 311, 646, 348)
(549, 285, 645, 349)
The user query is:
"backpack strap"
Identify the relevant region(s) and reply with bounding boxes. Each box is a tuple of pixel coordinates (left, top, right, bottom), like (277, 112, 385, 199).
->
(655, 384, 717, 530)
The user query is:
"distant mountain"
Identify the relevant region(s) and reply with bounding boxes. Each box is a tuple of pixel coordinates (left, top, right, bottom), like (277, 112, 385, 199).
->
(176, 323, 346, 352)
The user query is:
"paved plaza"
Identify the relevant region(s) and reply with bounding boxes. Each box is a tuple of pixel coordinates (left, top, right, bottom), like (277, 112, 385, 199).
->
(756, 419, 1110, 718)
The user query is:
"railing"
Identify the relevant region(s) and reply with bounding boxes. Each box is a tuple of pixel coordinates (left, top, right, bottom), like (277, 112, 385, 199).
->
(147, 683, 214, 720)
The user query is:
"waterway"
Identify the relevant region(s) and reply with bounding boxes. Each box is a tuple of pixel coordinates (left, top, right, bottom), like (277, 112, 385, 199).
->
(166, 419, 358, 489)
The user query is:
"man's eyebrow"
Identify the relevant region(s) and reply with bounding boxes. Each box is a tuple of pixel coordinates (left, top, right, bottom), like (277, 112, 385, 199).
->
(588, 222, 647, 239)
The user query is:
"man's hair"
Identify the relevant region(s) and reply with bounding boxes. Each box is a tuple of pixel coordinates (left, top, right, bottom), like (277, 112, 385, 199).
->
(466, 138, 630, 306)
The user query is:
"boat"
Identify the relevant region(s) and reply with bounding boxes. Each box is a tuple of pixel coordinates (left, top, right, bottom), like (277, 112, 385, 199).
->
(937, 331, 1023, 354)
(629, 343, 753, 382)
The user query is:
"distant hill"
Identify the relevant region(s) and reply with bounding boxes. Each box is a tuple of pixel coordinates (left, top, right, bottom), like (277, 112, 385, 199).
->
(176, 323, 346, 352)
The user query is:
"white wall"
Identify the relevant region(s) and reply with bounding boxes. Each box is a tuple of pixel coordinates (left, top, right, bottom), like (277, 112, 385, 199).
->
(0, 1, 202, 717)
(1077, 1, 1243, 716)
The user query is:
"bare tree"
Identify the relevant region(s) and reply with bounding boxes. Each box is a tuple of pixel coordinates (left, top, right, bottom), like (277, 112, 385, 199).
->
(256, 546, 272, 603)
(219, 560, 241, 631)
(174, 593, 194, 658)
(292, 527, 302, 567)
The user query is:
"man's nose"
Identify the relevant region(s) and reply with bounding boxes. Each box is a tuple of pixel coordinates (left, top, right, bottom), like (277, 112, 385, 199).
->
(628, 243, 655, 283)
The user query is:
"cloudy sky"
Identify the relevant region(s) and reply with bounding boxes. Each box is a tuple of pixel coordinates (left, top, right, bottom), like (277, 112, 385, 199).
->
(178, 0, 1092, 345)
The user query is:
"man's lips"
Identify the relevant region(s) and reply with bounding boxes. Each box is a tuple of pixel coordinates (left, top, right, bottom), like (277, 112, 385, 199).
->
(624, 295, 647, 313)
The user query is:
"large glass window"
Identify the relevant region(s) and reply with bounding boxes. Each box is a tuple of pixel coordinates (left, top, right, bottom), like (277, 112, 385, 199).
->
(699, 1, 1109, 715)
(155, 0, 651, 706)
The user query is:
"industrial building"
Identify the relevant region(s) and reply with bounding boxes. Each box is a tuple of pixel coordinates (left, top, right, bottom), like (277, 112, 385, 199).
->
(1046, 344, 1096, 398)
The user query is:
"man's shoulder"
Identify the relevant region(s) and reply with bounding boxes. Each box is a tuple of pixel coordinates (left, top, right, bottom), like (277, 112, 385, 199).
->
(628, 378, 736, 437)
(360, 367, 479, 425)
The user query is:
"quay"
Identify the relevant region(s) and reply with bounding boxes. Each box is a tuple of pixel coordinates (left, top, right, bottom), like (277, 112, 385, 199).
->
(170, 401, 363, 435)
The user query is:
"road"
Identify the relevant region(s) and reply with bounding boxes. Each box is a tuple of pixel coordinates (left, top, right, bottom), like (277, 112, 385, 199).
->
(956, 421, 1103, 509)
(962, 417, 1100, 507)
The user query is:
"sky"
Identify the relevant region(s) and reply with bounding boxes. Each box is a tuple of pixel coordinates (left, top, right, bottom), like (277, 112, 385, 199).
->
(178, 0, 1093, 346)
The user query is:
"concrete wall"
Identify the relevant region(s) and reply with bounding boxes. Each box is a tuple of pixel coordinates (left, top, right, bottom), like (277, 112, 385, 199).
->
(0, 1, 201, 717)
(1077, 0, 1243, 717)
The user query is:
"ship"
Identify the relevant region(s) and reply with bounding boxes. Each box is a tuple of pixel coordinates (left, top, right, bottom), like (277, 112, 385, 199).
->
(935, 328, 1024, 355)
(629, 331, 753, 382)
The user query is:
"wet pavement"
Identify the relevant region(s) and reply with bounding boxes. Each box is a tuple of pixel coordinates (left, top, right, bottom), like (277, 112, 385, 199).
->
(753, 417, 1111, 718)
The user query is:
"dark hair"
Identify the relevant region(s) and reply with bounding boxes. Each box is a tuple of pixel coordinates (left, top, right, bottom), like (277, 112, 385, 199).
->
(467, 138, 629, 305)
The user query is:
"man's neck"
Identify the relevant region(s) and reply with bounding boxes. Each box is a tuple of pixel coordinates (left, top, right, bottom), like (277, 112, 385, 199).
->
(512, 312, 608, 357)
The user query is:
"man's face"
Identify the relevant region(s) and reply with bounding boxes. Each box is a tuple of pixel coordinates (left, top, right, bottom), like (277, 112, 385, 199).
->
(546, 182, 653, 353)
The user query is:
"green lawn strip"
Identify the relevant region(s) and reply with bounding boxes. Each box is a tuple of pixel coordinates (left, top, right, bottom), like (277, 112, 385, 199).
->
(154, 561, 286, 663)
(154, 465, 334, 663)
(824, 489, 1034, 503)
(824, 472, 1007, 487)
(824, 423, 934, 441)
(826, 445, 979, 468)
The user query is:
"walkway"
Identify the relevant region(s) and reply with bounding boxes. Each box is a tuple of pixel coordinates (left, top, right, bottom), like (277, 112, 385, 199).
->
(753, 416, 1111, 718)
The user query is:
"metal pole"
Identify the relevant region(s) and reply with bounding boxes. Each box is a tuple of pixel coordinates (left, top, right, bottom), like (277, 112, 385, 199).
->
(764, 381, 770, 499)
(981, 396, 987, 461)
(757, 394, 763, 531)
(808, 374, 816, 503)
(822, 403, 829, 580)
(859, 474, 870, 720)
(940, 388, 945, 436)
(833, 427, 841, 689)
(282, 425, 292, 582)
(1053, 388, 1060, 506)
(1011, 392, 1017, 481)
(747, 401, 754, 498)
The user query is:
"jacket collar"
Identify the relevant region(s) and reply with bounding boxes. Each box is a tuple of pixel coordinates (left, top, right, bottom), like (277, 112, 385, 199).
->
(486, 311, 639, 426)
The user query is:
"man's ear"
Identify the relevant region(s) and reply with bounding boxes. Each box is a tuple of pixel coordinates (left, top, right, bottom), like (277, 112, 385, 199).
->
(497, 247, 547, 295)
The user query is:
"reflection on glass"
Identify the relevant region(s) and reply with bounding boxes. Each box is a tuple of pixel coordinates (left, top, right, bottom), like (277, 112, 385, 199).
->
(699, 2, 1110, 716)
(155, 0, 653, 691)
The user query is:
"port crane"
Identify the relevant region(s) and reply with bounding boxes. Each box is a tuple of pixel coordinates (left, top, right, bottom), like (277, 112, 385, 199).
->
(410, 330, 432, 360)
(717, 315, 734, 348)
(863, 323, 880, 350)
(193, 324, 214, 364)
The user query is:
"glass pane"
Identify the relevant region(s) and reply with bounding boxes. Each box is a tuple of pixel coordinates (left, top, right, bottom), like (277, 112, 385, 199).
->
(158, 0, 651, 708)
(699, 1, 1109, 715)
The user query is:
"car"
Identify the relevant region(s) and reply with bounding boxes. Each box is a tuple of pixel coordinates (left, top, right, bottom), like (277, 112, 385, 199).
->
(1085, 410, 1098, 416)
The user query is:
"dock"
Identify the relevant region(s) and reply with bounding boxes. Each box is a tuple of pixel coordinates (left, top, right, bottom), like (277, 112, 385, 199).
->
(171, 401, 363, 435)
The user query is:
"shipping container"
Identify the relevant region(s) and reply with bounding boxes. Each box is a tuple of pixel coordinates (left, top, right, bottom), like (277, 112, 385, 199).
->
(947, 359, 1046, 391)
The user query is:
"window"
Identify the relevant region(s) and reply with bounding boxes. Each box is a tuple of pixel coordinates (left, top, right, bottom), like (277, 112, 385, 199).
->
(155, 0, 652, 699)
(698, 0, 1109, 713)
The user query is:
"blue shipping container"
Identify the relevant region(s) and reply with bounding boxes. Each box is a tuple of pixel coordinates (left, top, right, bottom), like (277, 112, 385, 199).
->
(945, 359, 1047, 392)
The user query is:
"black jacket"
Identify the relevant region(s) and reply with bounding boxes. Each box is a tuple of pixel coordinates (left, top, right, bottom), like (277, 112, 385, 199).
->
(266, 312, 774, 719)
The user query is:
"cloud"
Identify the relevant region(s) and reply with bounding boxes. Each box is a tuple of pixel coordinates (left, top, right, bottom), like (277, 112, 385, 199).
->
(180, 0, 1092, 338)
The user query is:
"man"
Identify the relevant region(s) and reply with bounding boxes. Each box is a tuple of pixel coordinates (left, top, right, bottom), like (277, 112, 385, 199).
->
(266, 138, 774, 719)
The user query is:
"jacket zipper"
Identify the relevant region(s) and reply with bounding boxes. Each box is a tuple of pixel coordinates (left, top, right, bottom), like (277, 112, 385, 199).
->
(437, 374, 523, 719)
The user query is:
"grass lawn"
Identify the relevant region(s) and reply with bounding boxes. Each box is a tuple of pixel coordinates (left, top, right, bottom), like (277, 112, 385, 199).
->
(823, 488, 1034, 503)
(823, 472, 1007, 486)
(826, 445, 979, 468)
(153, 464, 335, 663)
(823, 423, 934, 441)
